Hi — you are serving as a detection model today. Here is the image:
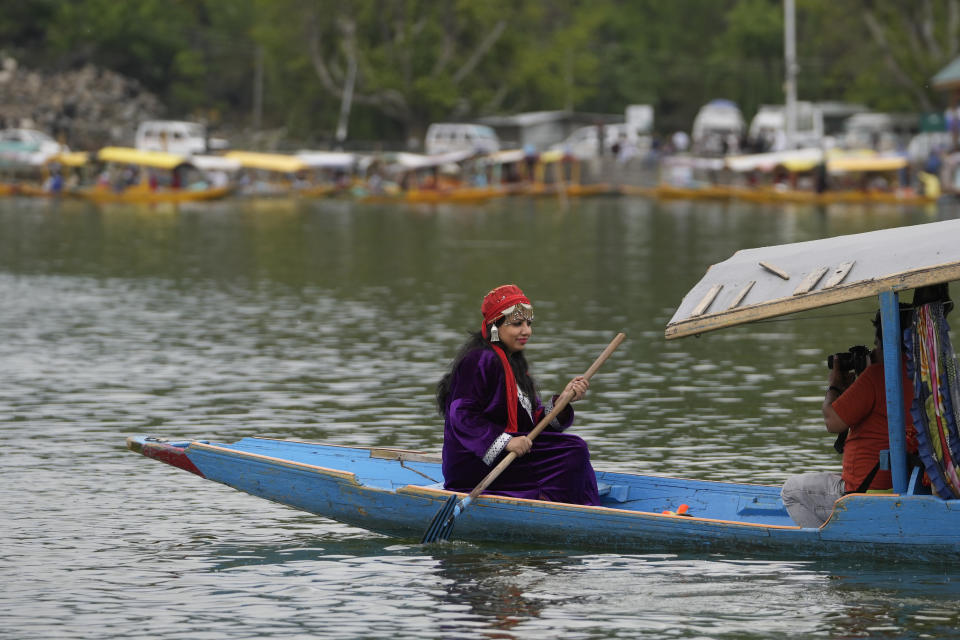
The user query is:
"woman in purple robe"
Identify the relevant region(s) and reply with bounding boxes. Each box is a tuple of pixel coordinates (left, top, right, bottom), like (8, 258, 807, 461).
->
(436, 284, 600, 505)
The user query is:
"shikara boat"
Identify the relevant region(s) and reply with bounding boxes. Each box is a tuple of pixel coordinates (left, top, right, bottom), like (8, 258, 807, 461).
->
(522, 149, 618, 198)
(222, 150, 310, 197)
(722, 150, 940, 206)
(127, 218, 960, 559)
(75, 147, 232, 203)
(387, 150, 506, 204)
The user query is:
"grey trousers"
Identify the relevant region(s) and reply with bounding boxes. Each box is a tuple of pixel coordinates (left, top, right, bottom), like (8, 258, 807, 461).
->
(780, 471, 844, 528)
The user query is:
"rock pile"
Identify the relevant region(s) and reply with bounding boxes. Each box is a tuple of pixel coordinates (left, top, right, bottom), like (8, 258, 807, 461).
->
(0, 57, 165, 150)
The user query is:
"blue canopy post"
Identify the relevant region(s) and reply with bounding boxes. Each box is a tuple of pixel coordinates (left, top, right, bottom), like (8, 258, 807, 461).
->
(880, 290, 908, 494)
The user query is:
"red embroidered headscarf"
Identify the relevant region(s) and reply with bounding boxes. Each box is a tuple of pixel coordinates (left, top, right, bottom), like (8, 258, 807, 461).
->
(480, 284, 533, 433)
(481, 284, 532, 339)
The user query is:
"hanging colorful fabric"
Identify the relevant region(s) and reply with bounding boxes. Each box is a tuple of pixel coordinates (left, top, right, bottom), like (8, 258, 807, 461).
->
(907, 302, 960, 499)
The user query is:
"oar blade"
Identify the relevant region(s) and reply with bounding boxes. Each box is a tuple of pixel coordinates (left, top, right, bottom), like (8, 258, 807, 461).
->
(421, 494, 459, 543)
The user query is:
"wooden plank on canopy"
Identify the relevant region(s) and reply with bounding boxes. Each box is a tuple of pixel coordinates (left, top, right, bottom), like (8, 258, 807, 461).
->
(759, 261, 790, 280)
(823, 261, 855, 289)
(691, 284, 723, 317)
(728, 281, 755, 309)
(793, 266, 829, 295)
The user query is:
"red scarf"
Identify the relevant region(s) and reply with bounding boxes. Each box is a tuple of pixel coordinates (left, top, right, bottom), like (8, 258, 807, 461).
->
(489, 343, 519, 433)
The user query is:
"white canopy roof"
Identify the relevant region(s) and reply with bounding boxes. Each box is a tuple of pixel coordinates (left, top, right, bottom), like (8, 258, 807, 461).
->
(296, 151, 358, 169)
(666, 219, 960, 339)
(387, 149, 476, 169)
(191, 155, 242, 172)
(725, 148, 823, 172)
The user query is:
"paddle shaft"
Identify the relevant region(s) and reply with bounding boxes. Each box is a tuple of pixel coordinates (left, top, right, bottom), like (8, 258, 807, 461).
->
(463, 332, 626, 502)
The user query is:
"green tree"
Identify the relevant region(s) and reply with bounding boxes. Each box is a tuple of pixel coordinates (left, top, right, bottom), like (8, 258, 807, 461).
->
(799, 0, 960, 112)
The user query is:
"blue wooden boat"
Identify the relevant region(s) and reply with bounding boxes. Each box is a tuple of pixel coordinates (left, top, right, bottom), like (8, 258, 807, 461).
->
(127, 218, 960, 559)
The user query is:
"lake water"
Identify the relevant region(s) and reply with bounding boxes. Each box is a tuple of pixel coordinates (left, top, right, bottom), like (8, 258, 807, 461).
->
(3, 194, 959, 639)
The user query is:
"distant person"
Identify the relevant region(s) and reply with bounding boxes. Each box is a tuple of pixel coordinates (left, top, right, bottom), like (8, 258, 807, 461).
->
(924, 147, 944, 177)
(44, 166, 63, 194)
(814, 161, 828, 194)
(617, 134, 637, 163)
(671, 131, 690, 153)
(725, 132, 739, 155)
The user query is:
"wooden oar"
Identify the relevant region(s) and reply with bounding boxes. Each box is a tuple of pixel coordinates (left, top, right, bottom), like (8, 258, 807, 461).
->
(421, 332, 626, 543)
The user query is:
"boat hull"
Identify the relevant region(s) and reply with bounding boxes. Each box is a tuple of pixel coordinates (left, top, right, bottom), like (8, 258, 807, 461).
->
(76, 185, 233, 203)
(127, 435, 960, 559)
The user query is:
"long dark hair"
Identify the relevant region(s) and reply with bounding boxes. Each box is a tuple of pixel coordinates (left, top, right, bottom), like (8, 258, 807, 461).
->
(436, 322, 538, 415)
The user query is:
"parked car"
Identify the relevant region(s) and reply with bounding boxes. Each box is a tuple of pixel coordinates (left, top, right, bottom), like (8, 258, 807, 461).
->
(135, 120, 228, 156)
(424, 123, 500, 156)
(0, 128, 68, 167)
(747, 102, 831, 151)
(841, 112, 916, 152)
(691, 99, 745, 155)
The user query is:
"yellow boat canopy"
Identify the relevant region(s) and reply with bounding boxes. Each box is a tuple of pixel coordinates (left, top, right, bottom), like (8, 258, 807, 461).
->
(223, 151, 308, 173)
(827, 155, 909, 173)
(97, 146, 190, 170)
(48, 151, 90, 167)
(665, 219, 960, 340)
(725, 148, 823, 173)
(537, 149, 567, 164)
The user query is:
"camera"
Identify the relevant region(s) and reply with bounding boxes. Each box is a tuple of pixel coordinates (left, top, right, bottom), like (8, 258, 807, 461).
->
(826, 345, 870, 374)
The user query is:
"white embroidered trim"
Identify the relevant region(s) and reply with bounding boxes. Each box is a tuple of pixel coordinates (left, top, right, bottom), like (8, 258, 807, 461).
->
(517, 385, 533, 422)
(483, 432, 512, 466)
(544, 396, 566, 430)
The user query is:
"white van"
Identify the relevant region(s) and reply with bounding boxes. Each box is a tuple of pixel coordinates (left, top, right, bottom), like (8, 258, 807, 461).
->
(135, 120, 228, 156)
(424, 123, 499, 156)
(841, 112, 915, 151)
(747, 102, 826, 151)
(691, 99, 745, 154)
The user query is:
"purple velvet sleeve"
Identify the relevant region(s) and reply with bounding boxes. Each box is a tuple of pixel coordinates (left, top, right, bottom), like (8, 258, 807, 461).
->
(445, 349, 511, 459)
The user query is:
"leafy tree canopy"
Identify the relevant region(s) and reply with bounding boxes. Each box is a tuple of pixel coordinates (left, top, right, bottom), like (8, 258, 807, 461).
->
(6, 0, 960, 145)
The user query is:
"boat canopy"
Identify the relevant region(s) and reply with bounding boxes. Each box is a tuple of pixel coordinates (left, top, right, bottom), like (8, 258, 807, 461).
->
(827, 155, 908, 173)
(661, 155, 726, 171)
(724, 149, 907, 174)
(665, 219, 960, 339)
(223, 151, 307, 173)
(387, 149, 476, 170)
(725, 148, 823, 173)
(537, 149, 568, 164)
(483, 149, 527, 165)
(296, 151, 357, 170)
(190, 155, 243, 172)
(97, 146, 191, 170)
(47, 151, 90, 167)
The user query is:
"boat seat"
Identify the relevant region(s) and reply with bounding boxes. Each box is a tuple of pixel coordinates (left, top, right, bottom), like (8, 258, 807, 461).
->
(905, 465, 930, 495)
(877, 449, 930, 496)
(597, 482, 630, 503)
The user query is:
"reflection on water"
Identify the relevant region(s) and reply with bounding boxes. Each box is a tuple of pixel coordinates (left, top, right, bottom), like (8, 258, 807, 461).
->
(2, 196, 958, 638)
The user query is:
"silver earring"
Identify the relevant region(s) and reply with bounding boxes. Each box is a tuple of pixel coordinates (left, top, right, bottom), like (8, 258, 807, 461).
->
(490, 325, 500, 342)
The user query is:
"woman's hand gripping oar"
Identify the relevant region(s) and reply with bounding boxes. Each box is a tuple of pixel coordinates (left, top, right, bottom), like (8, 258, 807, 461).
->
(421, 332, 626, 544)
